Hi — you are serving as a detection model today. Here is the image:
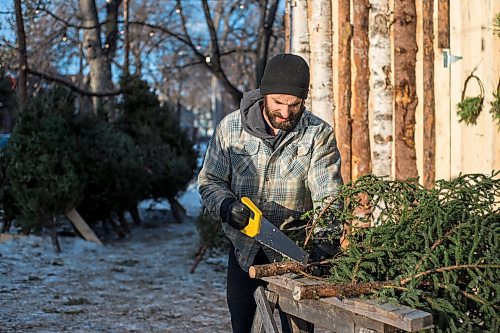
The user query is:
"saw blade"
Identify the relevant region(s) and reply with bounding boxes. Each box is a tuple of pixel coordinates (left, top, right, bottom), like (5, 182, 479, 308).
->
(254, 218, 309, 265)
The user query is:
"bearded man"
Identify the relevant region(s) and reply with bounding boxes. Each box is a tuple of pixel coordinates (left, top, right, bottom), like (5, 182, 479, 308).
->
(198, 53, 343, 333)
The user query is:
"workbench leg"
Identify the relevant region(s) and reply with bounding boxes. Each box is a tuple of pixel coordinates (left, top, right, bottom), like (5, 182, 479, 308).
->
(286, 314, 314, 333)
(251, 287, 279, 333)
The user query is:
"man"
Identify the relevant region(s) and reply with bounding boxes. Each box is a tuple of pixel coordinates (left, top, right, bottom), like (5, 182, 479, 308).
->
(198, 53, 342, 333)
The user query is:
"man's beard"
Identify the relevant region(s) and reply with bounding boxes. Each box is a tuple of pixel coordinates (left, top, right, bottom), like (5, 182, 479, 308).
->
(263, 100, 303, 132)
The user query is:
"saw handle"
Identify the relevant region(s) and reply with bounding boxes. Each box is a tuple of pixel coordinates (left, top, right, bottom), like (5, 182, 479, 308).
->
(240, 197, 262, 238)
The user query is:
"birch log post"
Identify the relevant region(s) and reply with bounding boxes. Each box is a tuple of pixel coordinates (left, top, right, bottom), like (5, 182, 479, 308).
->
(290, 0, 311, 111)
(369, 0, 393, 179)
(393, 0, 418, 180)
(352, 0, 372, 179)
(307, 0, 334, 127)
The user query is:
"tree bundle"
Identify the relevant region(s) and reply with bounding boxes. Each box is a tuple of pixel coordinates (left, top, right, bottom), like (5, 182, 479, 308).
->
(315, 173, 499, 332)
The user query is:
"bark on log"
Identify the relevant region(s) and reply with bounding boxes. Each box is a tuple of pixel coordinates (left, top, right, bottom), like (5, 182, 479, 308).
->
(423, 0, 436, 188)
(337, 0, 352, 183)
(352, 0, 372, 180)
(249, 262, 306, 279)
(394, 0, 418, 180)
(293, 281, 387, 300)
(437, 0, 450, 49)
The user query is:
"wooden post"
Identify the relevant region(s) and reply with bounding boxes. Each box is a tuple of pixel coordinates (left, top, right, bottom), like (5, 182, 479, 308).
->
(393, 0, 418, 180)
(437, 0, 449, 49)
(337, 0, 352, 182)
(422, 0, 435, 188)
(352, 0, 372, 180)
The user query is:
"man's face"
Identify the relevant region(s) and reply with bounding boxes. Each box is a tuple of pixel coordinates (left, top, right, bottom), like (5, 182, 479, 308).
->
(263, 94, 304, 133)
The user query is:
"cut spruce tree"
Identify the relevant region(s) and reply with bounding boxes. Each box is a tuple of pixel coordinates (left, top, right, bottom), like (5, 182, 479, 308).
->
(309, 173, 499, 333)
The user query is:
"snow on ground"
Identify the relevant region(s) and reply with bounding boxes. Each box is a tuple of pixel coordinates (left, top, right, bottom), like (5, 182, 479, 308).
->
(0, 183, 232, 333)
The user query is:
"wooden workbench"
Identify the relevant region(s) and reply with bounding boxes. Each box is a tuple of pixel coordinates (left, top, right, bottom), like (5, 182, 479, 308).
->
(251, 274, 433, 333)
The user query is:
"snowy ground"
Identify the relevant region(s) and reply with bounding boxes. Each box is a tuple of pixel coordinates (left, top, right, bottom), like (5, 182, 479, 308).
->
(0, 182, 232, 332)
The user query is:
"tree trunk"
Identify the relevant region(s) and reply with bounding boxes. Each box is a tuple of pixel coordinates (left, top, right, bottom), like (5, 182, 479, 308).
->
(79, 0, 113, 111)
(369, 0, 393, 178)
(337, 0, 352, 183)
(307, 0, 334, 127)
(393, 0, 418, 180)
(123, 0, 130, 75)
(423, 0, 435, 188)
(352, 0, 371, 180)
(13, 0, 27, 106)
(255, 0, 280, 87)
(290, 0, 311, 111)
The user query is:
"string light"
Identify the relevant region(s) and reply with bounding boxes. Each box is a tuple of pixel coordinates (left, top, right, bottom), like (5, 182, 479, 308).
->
(105, 43, 110, 48)
(239, 4, 245, 9)
(120, 30, 124, 35)
(149, 31, 155, 37)
(205, 56, 211, 63)
(175, 5, 181, 14)
(196, 44, 202, 50)
(62, 36, 67, 42)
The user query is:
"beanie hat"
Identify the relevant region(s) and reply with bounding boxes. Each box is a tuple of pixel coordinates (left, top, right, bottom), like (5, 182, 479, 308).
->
(259, 53, 310, 99)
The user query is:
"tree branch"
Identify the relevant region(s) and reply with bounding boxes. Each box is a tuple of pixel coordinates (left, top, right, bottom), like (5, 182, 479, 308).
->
(27, 67, 121, 97)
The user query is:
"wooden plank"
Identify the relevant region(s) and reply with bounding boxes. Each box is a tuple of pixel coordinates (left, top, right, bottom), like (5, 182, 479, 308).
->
(251, 290, 278, 333)
(263, 275, 433, 332)
(66, 209, 102, 245)
(254, 286, 279, 333)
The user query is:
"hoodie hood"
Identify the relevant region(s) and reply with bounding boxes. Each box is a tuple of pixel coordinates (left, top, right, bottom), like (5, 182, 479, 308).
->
(239, 89, 275, 140)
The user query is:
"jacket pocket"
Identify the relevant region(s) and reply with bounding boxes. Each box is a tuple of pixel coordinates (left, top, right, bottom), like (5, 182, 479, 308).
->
(230, 141, 259, 176)
(280, 143, 311, 179)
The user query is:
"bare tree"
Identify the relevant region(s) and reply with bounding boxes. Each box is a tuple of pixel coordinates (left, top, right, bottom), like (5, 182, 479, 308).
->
(13, 0, 27, 106)
(79, 0, 113, 109)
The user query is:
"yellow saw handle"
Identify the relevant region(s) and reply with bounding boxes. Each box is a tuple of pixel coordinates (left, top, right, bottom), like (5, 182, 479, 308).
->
(240, 197, 262, 238)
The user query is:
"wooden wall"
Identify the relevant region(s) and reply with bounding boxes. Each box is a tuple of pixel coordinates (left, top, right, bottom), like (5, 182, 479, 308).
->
(430, 0, 500, 180)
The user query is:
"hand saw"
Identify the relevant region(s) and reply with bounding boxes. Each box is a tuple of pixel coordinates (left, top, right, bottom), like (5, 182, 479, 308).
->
(240, 197, 309, 265)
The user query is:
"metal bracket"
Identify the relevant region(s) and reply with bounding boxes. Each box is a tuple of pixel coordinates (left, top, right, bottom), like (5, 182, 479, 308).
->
(443, 49, 462, 68)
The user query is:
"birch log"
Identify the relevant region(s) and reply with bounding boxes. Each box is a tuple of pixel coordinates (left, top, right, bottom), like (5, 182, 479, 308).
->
(352, 0, 372, 179)
(369, 0, 393, 178)
(393, 0, 418, 180)
(290, 0, 311, 111)
(79, 0, 113, 111)
(307, 0, 334, 127)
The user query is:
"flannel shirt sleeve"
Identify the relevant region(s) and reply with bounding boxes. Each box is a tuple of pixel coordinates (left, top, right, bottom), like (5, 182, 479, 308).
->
(308, 123, 343, 237)
(198, 125, 237, 220)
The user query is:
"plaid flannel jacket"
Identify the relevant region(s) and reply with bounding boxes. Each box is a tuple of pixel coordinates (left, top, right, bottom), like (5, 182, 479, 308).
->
(198, 109, 342, 271)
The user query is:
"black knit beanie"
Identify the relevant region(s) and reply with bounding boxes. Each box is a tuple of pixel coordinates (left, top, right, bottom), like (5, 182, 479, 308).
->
(259, 53, 310, 99)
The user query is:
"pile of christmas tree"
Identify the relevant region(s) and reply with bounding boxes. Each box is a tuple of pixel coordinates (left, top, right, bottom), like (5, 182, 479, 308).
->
(314, 173, 499, 332)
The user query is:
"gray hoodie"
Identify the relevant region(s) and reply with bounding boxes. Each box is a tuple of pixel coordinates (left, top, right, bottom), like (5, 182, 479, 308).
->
(239, 89, 290, 149)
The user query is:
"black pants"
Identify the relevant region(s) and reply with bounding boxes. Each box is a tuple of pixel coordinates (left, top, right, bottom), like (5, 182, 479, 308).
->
(226, 245, 293, 333)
